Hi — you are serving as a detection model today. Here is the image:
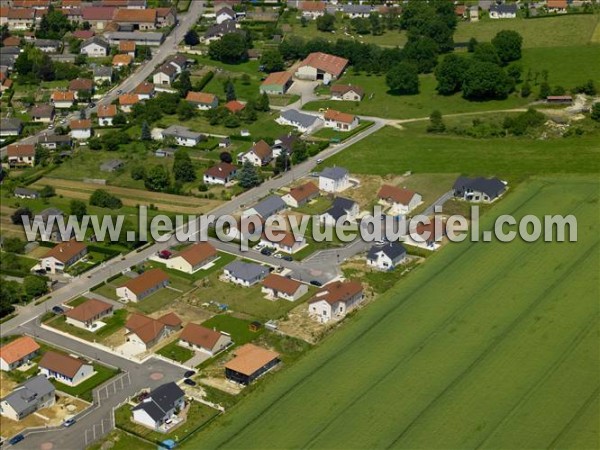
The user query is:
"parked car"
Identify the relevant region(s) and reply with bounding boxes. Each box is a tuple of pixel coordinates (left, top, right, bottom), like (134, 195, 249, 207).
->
(184, 370, 195, 378)
(282, 255, 293, 262)
(8, 435, 24, 446)
(63, 418, 76, 427)
(310, 280, 323, 287)
(183, 378, 196, 386)
(52, 306, 65, 315)
(260, 248, 273, 256)
(273, 253, 282, 259)
(316, 159, 323, 164)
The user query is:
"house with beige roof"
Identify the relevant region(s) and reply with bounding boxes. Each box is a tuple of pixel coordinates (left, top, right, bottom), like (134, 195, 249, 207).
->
(282, 181, 319, 208)
(296, 52, 349, 84)
(39, 351, 94, 386)
(0, 337, 40, 371)
(225, 344, 280, 385)
(125, 313, 181, 351)
(261, 274, 308, 301)
(116, 268, 169, 302)
(165, 242, 218, 274)
(179, 323, 232, 356)
(377, 185, 422, 215)
(65, 298, 114, 331)
(40, 240, 88, 274)
(308, 280, 364, 323)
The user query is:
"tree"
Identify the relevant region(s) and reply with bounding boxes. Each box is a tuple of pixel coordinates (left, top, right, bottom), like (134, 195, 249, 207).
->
(177, 100, 196, 121)
(144, 165, 171, 192)
(35, 145, 50, 166)
(467, 37, 478, 53)
(224, 114, 241, 128)
(435, 54, 469, 95)
(291, 139, 308, 164)
(491, 30, 523, 65)
(316, 14, 335, 32)
(102, 131, 131, 151)
(241, 100, 257, 123)
(506, 64, 522, 84)
(351, 17, 371, 35)
(521, 81, 532, 98)
(175, 70, 192, 97)
(591, 103, 600, 122)
(141, 121, 151, 141)
(462, 61, 512, 100)
(40, 185, 56, 199)
(208, 33, 249, 64)
(173, 149, 196, 182)
(275, 152, 291, 174)
(300, 16, 308, 28)
(36, 5, 72, 40)
(386, 62, 419, 95)
(225, 79, 236, 101)
(427, 110, 446, 133)
(11, 207, 32, 225)
(238, 161, 261, 188)
(260, 49, 285, 73)
(257, 92, 270, 112)
(113, 113, 127, 126)
(473, 42, 501, 65)
(69, 200, 87, 220)
(220, 152, 233, 163)
(574, 79, 596, 96)
(90, 189, 122, 209)
(538, 81, 551, 100)
(15, 46, 55, 82)
(184, 29, 199, 46)
(3, 237, 26, 254)
(131, 165, 146, 181)
(503, 108, 546, 136)
(402, 35, 439, 73)
(369, 13, 384, 36)
(279, 35, 305, 60)
(23, 275, 48, 299)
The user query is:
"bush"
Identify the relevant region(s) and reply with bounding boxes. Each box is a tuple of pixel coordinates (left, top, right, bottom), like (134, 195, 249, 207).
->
(89, 189, 123, 209)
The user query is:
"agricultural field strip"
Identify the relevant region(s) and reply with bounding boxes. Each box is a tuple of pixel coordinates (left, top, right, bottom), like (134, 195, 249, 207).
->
(548, 386, 600, 449)
(186, 178, 596, 448)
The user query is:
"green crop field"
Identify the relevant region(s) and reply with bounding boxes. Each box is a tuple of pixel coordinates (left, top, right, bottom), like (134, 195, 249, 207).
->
(182, 175, 599, 449)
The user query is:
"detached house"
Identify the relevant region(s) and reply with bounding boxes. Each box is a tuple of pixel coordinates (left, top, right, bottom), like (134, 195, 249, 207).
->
(225, 344, 280, 385)
(295, 52, 348, 84)
(276, 109, 322, 134)
(14, 187, 40, 200)
(65, 298, 114, 330)
(39, 351, 94, 386)
(7, 8, 36, 30)
(453, 176, 506, 203)
(185, 91, 218, 110)
(119, 93, 140, 112)
(320, 197, 359, 226)
(81, 7, 115, 31)
(37, 133, 72, 150)
(259, 228, 306, 254)
(216, 6, 236, 24)
(114, 8, 157, 31)
(203, 162, 238, 185)
(0, 337, 40, 372)
(7, 144, 35, 167)
(153, 63, 177, 86)
(403, 219, 445, 250)
(323, 109, 359, 131)
(132, 382, 185, 431)
(70, 119, 92, 140)
(239, 140, 272, 166)
(319, 166, 350, 193)
(80, 36, 109, 57)
(0, 118, 23, 137)
(93, 66, 113, 85)
(125, 313, 181, 351)
(377, 185, 422, 215)
(299, 1, 326, 19)
(489, 3, 517, 18)
(261, 274, 308, 301)
(367, 242, 407, 271)
(97, 104, 118, 126)
(68, 78, 94, 99)
(40, 240, 88, 274)
(260, 71, 293, 95)
(160, 125, 204, 147)
(282, 181, 319, 208)
(243, 195, 286, 220)
(547, 0, 568, 13)
(330, 84, 364, 101)
(112, 53, 133, 68)
(223, 261, 270, 287)
(134, 81, 155, 100)
(51, 91, 75, 109)
(30, 104, 55, 123)
(119, 40, 136, 57)
(166, 242, 218, 274)
(179, 324, 232, 356)
(308, 280, 364, 323)
(0, 375, 55, 421)
(116, 269, 169, 302)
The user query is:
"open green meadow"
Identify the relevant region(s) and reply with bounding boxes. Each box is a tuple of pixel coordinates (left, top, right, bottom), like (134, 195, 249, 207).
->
(182, 175, 599, 449)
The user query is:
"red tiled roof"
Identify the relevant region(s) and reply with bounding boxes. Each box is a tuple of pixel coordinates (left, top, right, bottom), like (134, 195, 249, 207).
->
(112, 54, 132, 66)
(7, 144, 35, 157)
(261, 273, 302, 295)
(65, 298, 112, 323)
(125, 313, 169, 344)
(250, 140, 271, 159)
(120, 268, 168, 295)
(224, 100, 245, 113)
(70, 119, 92, 129)
(114, 8, 156, 23)
(377, 185, 418, 205)
(43, 240, 87, 263)
(224, 344, 279, 376)
(299, 1, 326, 12)
(52, 91, 75, 102)
(180, 323, 224, 349)
(0, 337, 39, 365)
(134, 81, 154, 95)
(204, 162, 237, 180)
(288, 182, 319, 203)
(7, 8, 36, 19)
(309, 280, 363, 306)
(81, 6, 115, 21)
(324, 109, 356, 124)
(39, 351, 86, 378)
(300, 52, 348, 78)
(330, 84, 364, 97)
(262, 228, 298, 248)
(158, 312, 182, 328)
(119, 93, 139, 105)
(3, 36, 21, 46)
(68, 78, 93, 91)
(175, 242, 217, 267)
(97, 104, 118, 118)
(72, 29, 94, 39)
(261, 71, 292, 87)
(186, 91, 216, 104)
(119, 40, 136, 52)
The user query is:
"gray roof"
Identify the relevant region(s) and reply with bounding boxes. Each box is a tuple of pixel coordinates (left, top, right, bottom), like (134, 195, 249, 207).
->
(1, 47, 20, 55)
(34, 39, 60, 48)
(253, 195, 286, 219)
(165, 54, 187, 69)
(105, 31, 164, 43)
(82, 36, 109, 49)
(204, 20, 245, 39)
(367, 242, 407, 261)
(100, 159, 124, 171)
(490, 3, 518, 14)
(155, 63, 177, 76)
(325, 197, 356, 221)
(93, 66, 113, 77)
(320, 166, 348, 181)
(341, 4, 372, 14)
(14, 187, 39, 197)
(217, 6, 236, 17)
(453, 176, 506, 199)
(38, 134, 72, 145)
(224, 261, 270, 281)
(1, 375, 55, 415)
(280, 109, 319, 129)
(162, 125, 203, 141)
(0, 118, 23, 131)
(132, 382, 184, 422)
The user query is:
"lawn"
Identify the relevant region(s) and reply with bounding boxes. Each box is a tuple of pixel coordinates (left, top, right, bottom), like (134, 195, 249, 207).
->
(149, 252, 236, 281)
(324, 123, 600, 184)
(312, 120, 374, 141)
(52, 364, 119, 402)
(181, 175, 599, 449)
(156, 340, 195, 363)
(130, 286, 189, 315)
(0, 252, 38, 276)
(201, 314, 262, 346)
(45, 309, 128, 343)
(294, 197, 333, 216)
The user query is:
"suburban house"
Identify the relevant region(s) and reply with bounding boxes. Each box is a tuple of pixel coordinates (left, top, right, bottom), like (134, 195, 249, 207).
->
(134, 81, 155, 100)
(259, 228, 307, 254)
(295, 52, 349, 84)
(203, 162, 238, 185)
(97, 104, 118, 126)
(100, 159, 125, 172)
(119, 40, 136, 57)
(243, 195, 286, 219)
(299, 1, 326, 19)
(34, 38, 60, 53)
(7, 144, 35, 167)
(320, 197, 359, 226)
(366, 242, 407, 271)
(276, 109, 322, 133)
(225, 214, 265, 242)
(125, 313, 181, 351)
(82, 7, 116, 31)
(238, 140, 273, 166)
(132, 382, 185, 431)
(14, 187, 40, 200)
(40, 240, 88, 274)
(282, 181, 319, 208)
(216, 6, 236, 24)
(153, 63, 178, 86)
(165, 54, 188, 73)
(179, 324, 232, 356)
(114, 8, 157, 30)
(308, 280, 364, 323)
(323, 109, 359, 131)
(68, 78, 94, 99)
(185, 91, 219, 110)
(65, 298, 114, 331)
(116, 268, 170, 302)
(6, 8, 36, 30)
(225, 344, 280, 385)
(93, 66, 113, 85)
(29, 104, 55, 123)
(341, 4, 373, 18)
(112, 53, 133, 68)
(261, 274, 308, 301)
(160, 125, 204, 147)
(0, 118, 23, 137)
(203, 19, 243, 42)
(37, 134, 73, 150)
(0, 337, 40, 372)
(319, 166, 350, 193)
(403, 218, 445, 250)
(547, 0, 568, 13)
(157, 7, 177, 27)
(80, 36, 109, 57)
(271, 133, 298, 158)
(0, 375, 55, 421)
(51, 91, 75, 109)
(39, 351, 94, 386)
(118, 93, 140, 112)
(489, 3, 517, 18)
(377, 185, 423, 215)
(330, 84, 365, 101)
(223, 261, 270, 287)
(165, 242, 218, 274)
(70, 119, 92, 140)
(453, 176, 507, 203)
(260, 71, 293, 95)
